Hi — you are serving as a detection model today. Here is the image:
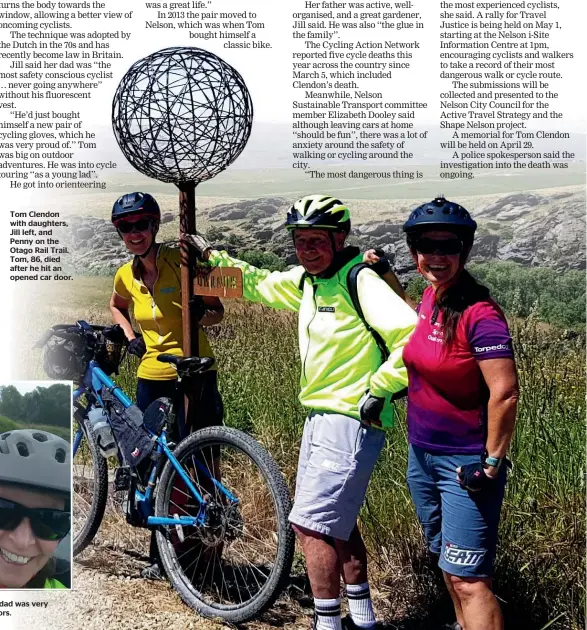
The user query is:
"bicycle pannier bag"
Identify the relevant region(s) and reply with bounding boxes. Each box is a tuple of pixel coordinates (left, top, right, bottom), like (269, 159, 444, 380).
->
(101, 388, 154, 466)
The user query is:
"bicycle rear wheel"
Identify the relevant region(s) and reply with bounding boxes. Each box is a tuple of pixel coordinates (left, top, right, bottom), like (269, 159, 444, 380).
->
(155, 426, 294, 623)
(72, 417, 108, 555)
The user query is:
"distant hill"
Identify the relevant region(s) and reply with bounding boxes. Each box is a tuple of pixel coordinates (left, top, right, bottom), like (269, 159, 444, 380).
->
(61, 186, 585, 277)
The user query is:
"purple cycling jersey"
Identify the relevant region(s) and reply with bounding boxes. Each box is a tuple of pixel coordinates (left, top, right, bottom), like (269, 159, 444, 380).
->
(403, 286, 514, 453)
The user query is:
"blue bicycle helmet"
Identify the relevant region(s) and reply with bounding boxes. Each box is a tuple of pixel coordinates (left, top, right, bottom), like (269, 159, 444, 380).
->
(403, 196, 477, 248)
(111, 192, 160, 225)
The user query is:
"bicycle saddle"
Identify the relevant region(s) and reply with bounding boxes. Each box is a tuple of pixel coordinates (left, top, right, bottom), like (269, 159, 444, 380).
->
(157, 354, 215, 378)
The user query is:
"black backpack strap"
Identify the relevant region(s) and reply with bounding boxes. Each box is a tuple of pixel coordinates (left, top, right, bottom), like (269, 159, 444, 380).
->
(53, 557, 72, 588)
(346, 263, 388, 362)
(298, 270, 310, 292)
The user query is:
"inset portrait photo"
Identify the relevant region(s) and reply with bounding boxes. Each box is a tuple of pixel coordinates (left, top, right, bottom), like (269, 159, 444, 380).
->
(0, 381, 72, 590)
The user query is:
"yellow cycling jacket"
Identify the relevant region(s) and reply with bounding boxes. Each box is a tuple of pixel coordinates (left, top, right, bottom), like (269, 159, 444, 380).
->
(209, 247, 417, 428)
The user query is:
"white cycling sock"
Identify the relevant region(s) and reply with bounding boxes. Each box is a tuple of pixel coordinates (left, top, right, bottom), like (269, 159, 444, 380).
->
(314, 597, 342, 630)
(346, 582, 376, 628)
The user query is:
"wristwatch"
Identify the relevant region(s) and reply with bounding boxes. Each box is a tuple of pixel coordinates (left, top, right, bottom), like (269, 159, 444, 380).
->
(482, 450, 503, 469)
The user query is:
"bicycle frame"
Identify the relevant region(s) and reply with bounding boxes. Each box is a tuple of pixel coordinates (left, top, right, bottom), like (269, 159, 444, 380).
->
(72, 323, 239, 530)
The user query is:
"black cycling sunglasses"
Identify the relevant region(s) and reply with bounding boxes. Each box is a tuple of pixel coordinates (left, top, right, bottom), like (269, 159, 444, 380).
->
(116, 218, 153, 234)
(413, 238, 463, 256)
(0, 498, 70, 541)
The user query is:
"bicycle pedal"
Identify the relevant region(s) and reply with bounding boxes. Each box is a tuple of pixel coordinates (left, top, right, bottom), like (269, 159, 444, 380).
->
(114, 466, 132, 491)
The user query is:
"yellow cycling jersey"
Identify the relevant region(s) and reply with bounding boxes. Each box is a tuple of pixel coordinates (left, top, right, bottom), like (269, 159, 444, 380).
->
(113, 244, 215, 381)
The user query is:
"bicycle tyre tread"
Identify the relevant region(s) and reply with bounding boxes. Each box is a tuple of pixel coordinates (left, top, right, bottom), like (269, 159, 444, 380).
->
(72, 417, 109, 556)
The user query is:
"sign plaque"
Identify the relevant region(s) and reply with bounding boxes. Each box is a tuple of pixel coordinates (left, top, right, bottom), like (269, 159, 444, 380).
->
(193, 265, 243, 298)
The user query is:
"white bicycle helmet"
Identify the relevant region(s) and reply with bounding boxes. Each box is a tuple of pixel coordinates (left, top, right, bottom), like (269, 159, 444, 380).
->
(0, 430, 70, 496)
(286, 194, 351, 233)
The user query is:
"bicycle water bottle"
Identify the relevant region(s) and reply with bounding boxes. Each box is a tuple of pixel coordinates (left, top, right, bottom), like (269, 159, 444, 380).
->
(87, 407, 118, 458)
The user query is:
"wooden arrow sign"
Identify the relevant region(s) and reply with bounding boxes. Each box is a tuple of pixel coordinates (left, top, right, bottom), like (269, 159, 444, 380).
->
(193, 265, 243, 298)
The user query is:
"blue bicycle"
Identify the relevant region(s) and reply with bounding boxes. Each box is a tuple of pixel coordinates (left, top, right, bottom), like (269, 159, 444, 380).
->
(36, 321, 294, 623)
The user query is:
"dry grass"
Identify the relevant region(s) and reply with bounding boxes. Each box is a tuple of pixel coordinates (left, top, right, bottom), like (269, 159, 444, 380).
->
(13, 270, 586, 630)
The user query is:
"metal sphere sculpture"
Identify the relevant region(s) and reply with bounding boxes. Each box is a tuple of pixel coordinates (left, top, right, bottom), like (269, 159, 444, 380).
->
(112, 47, 253, 184)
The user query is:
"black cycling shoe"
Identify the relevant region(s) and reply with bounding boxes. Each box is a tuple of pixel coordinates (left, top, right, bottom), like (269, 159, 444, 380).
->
(140, 563, 163, 581)
(312, 612, 346, 629)
(342, 614, 376, 629)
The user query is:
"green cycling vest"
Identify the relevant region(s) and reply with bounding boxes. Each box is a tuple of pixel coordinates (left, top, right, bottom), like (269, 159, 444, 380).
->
(45, 578, 66, 588)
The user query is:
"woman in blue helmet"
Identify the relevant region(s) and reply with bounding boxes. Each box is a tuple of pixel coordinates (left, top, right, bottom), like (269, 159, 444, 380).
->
(0, 430, 71, 589)
(108, 192, 225, 579)
(367, 197, 518, 630)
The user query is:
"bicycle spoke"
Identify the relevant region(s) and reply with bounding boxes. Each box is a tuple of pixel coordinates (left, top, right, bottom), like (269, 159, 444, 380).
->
(158, 434, 290, 612)
(228, 544, 266, 589)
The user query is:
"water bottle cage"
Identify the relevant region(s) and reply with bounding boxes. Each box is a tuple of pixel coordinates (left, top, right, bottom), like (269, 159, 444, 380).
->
(87, 405, 118, 458)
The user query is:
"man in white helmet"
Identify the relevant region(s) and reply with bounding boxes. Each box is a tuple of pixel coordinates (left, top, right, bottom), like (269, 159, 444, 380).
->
(193, 194, 417, 630)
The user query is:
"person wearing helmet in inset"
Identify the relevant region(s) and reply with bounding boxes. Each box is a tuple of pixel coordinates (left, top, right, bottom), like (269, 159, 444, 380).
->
(369, 197, 518, 630)
(0, 430, 71, 589)
(109, 192, 225, 579)
(190, 194, 417, 630)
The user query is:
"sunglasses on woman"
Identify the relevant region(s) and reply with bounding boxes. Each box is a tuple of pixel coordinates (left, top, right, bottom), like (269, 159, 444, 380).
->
(0, 498, 70, 541)
(414, 238, 463, 256)
(116, 218, 153, 234)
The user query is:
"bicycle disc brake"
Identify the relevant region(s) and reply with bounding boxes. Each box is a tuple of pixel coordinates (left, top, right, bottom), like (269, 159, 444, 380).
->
(196, 501, 243, 547)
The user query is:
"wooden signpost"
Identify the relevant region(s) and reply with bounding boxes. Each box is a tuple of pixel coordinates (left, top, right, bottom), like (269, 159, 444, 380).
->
(112, 47, 252, 432)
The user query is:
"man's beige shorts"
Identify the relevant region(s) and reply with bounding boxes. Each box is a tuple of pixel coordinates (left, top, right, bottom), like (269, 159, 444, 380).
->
(288, 410, 385, 541)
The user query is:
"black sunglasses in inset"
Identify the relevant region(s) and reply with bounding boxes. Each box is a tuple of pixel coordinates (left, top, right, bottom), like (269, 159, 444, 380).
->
(0, 498, 70, 541)
(414, 238, 463, 256)
(116, 218, 154, 234)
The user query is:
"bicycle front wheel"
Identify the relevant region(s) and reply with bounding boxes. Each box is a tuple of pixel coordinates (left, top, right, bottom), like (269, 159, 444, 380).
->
(72, 417, 108, 555)
(155, 426, 295, 623)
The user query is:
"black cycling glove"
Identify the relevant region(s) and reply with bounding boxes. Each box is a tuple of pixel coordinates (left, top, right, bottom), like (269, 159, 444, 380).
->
(128, 336, 147, 359)
(359, 391, 384, 427)
(457, 462, 495, 492)
(190, 295, 206, 323)
(370, 249, 391, 275)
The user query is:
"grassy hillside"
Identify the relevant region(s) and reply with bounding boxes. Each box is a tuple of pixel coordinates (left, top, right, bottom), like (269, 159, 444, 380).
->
(14, 275, 585, 629)
(0, 415, 71, 442)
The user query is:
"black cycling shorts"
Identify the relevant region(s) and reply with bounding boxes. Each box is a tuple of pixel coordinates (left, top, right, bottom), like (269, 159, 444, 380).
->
(136, 371, 224, 441)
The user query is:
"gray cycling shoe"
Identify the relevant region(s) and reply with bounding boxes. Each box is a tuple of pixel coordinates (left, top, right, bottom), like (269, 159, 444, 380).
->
(442, 623, 463, 630)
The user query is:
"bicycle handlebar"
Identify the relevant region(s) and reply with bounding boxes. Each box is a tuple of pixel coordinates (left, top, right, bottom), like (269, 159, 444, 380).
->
(34, 321, 117, 349)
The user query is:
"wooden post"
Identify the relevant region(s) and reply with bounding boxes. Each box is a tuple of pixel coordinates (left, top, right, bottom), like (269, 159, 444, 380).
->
(178, 181, 199, 431)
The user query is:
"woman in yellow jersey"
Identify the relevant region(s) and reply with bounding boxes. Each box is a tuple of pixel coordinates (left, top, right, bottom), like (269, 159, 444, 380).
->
(109, 192, 224, 440)
(0, 430, 71, 589)
(109, 193, 224, 580)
